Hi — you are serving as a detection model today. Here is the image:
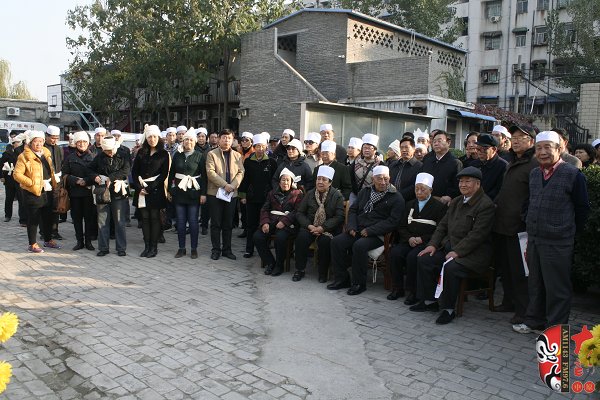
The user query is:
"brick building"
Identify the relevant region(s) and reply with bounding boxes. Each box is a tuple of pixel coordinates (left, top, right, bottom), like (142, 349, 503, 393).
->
(240, 9, 495, 148)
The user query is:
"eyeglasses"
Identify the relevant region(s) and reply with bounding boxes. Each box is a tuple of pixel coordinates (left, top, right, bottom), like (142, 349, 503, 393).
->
(304, 140, 315, 145)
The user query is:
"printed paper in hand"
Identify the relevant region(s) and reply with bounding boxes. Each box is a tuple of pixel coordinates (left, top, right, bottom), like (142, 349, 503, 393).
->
(434, 257, 454, 299)
(517, 232, 529, 277)
(216, 187, 233, 202)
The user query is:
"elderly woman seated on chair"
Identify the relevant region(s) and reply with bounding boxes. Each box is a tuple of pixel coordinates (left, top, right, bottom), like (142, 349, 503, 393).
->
(292, 165, 345, 283)
(410, 167, 496, 325)
(386, 173, 448, 303)
(253, 168, 303, 277)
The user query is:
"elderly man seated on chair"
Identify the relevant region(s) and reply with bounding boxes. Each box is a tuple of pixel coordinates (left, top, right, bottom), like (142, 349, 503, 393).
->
(411, 166, 495, 324)
(293, 165, 345, 283)
(328, 165, 404, 295)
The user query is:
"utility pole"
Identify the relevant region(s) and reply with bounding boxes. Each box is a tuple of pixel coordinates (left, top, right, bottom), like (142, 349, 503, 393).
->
(514, 55, 522, 113)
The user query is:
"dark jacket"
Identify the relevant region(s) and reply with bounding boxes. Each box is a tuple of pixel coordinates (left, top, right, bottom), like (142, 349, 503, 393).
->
(428, 187, 496, 274)
(397, 197, 447, 244)
(273, 143, 288, 165)
(473, 154, 508, 200)
(239, 153, 278, 204)
(296, 187, 345, 234)
(259, 188, 303, 232)
(61, 150, 96, 198)
(272, 156, 314, 192)
(168, 150, 206, 205)
(0, 145, 18, 184)
(348, 185, 405, 236)
(459, 154, 479, 168)
(194, 142, 210, 155)
(389, 157, 423, 201)
(313, 161, 352, 200)
(44, 142, 64, 172)
(334, 143, 347, 165)
(131, 148, 170, 209)
(420, 151, 462, 198)
(493, 147, 538, 236)
(88, 151, 130, 200)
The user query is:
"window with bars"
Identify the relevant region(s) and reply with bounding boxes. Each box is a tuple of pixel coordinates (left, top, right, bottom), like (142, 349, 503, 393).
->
(557, 0, 570, 9)
(516, 33, 527, 47)
(517, 0, 528, 13)
(537, 0, 549, 10)
(534, 26, 548, 45)
(481, 69, 500, 83)
(486, 1, 502, 17)
(531, 62, 547, 80)
(485, 36, 502, 50)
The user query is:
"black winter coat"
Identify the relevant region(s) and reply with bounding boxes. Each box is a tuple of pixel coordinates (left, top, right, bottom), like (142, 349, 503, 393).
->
(88, 151, 130, 200)
(389, 157, 423, 201)
(44, 143, 64, 172)
(131, 148, 170, 209)
(296, 187, 345, 234)
(473, 154, 508, 200)
(348, 185, 405, 236)
(397, 197, 447, 243)
(420, 151, 462, 198)
(239, 154, 278, 204)
(272, 156, 314, 192)
(260, 188, 304, 232)
(61, 150, 96, 198)
(168, 150, 206, 205)
(313, 161, 352, 200)
(0, 145, 17, 184)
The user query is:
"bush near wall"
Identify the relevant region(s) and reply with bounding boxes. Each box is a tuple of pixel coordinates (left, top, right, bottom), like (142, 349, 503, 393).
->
(573, 164, 600, 291)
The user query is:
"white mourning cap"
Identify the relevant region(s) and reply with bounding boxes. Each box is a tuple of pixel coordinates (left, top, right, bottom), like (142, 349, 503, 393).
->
(388, 139, 401, 156)
(492, 125, 510, 138)
(144, 124, 161, 138)
(286, 139, 303, 152)
(415, 143, 427, 151)
(319, 123, 333, 132)
(73, 131, 89, 143)
(317, 165, 335, 181)
(101, 136, 116, 151)
(372, 165, 389, 176)
(320, 140, 336, 153)
(166, 127, 176, 134)
(46, 125, 60, 136)
(183, 128, 197, 141)
(592, 138, 600, 148)
(305, 132, 321, 144)
(283, 128, 295, 138)
(197, 127, 208, 135)
(415, 172, 434, 188)
(253, 134, 267, 145)
(260, 131, 270, 141)
(348, 137, 363, 148)
(176, 125, 188, 133)
(95, 127, 107, 134)
(28, 130, 45, 141)
(279, 167, 296, 180)
(535, 131, 560, 144)
(241, 131, 253, 140)
(362, 133, 379, 148)
(110, 129, 122, 136)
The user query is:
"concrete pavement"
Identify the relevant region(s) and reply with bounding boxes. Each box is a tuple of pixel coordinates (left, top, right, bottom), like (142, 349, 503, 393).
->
(0, 199, 597, 399)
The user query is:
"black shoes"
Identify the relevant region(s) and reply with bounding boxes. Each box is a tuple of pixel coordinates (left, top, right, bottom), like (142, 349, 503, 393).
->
(52, 232, 63, 240)
(347, 284, 366, 296)
(140, 243, 150, 257)
(117, 250, 126, 257)
(146, 245, 157, 258)
(175, 249, 186, 258)
(292, 270, 305, 282)
(85, 241, 95, 251)
(201, 227, 208, 235)
(73, 242, 85, 251)
(409, 301, 439, 312)
(243, 252, 253, 258)
(211, 250, 220, 260)
(386, 288, 405, 301)
(404, 292, 418, 306)
(238, 230, 247, 238)
(97, 250, 109, 257)
(435, 310, 456, 325)
(158, 234, 165, 244)
(222, 252, 236, 260)
(327, 281, 351, 290)
(264, 265, 274, 275)
(3, 217, 10, 222)
(191, 249, 198, 259)
(318, 276, 327, 283)
(270, 268, 283, 277)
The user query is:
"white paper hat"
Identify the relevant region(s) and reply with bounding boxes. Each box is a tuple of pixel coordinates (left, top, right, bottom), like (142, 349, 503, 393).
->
(305, 132, 321, 144)
(197, 127, 208, 135)
(110, 129, 122, 136)
(73, 131, 89, 143)
(535, 131, 560, 144)
(362, 133, 379, 148)
(592, 138, 600, 148)
(46, 125, 60, 136)
(144, 124, 161, 139)
(372, 165, 389, 176)
(348, 137, 363, 148)
(317, 165, 335, 181)
(415, 172, 434, 188)
(279, 167, 297, 180)
(286, 138, 303, 152)
(415, 143, 427, 151)
(241, 131, 253, 140)
(260, 131, 270, 141)
(12, 133, 26, 143)
(492, 125, 510, 138)
(95, 127, 107, 134)
(176, 125, 188, 133)
(253, 134, 267, 145)
(283, 128, 295, 138)
(388, 139, 401, 156)
(320, 140, 336, 153)
(183, 128, 197, 141)
(320, 123, 333, 132)
(28, 130, 45, 142)
(101, 136, 116, 151)
(160, 130, 167, 138)
(413, 128, 429, 140)
(166, 127, 176, 134)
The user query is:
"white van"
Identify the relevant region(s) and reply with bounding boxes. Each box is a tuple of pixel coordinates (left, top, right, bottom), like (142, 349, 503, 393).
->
(0, 120, 48, 143)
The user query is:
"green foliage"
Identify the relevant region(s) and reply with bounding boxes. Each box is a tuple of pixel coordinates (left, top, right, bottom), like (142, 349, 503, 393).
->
(436, 65, 466, 102)
(0, 59, 36, 100)
(573, 164, 600, 291)
(546, 1, 600, 92)
(449, 148, 464, 159)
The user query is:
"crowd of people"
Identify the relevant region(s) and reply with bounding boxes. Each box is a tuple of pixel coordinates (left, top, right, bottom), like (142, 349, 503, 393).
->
(0, 122, 594, 330)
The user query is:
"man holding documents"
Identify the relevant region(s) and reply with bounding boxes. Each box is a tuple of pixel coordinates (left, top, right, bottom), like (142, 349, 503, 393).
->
(206, 129, 245, 261)
(412, 167, 495, 325)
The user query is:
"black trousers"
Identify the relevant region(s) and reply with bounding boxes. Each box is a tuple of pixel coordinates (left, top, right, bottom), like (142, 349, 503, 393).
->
(140, 208, 162, 244)
(389, 242, 426, 291)
(416, 249, 469, 309)
(294, 229, 333, 278)
(207, 195, 237, 253)
(4, 179, 19, 219)
(494, 233, 529, 318)
(524, 237, 574, 327)
(200, 203, 209, 229)
(330, 232, 383, 286)
(245, 202, 262, 253)
(253, 225, 291, 271)
(70, 194, 95, 242)
(26, 192, 53, 245)
(16, 186, 27, 224)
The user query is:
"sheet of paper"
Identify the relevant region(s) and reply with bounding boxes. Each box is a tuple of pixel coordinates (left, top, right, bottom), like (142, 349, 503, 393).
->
(434, 257, 454, 299)
(216, 187, 233, 202)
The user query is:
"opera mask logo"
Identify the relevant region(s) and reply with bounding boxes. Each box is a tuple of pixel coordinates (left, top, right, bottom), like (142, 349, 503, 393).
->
(536, 325, 569, 392)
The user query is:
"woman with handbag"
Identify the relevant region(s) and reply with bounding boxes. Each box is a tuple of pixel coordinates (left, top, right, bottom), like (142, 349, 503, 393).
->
(13, 130, 61, 253)
(61, 131, 96, 251)
(168, 129, 206, 259)
(131, 124, 170, 258)
(89, 135, 130, 257)
(253, 168, 303, 276)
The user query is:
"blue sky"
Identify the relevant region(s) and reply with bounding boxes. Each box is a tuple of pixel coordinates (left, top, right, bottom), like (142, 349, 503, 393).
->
(1, 1, 90, 101)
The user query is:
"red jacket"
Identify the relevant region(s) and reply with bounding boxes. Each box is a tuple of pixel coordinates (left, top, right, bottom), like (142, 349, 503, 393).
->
(259, 188, 303, 231)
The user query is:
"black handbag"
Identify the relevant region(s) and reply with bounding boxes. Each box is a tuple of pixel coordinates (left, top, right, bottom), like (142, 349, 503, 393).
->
(94, 184, 111, 204)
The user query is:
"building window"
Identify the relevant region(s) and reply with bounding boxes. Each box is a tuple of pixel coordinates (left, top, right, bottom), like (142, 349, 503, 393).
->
(509, 96, 526, 114)
(478, 97, 499, 106)
(553, 102, 575, 115)
(485, 36, 502, 50)
(481, 69, 500, 84)
(461, 17, 469, 36)
(486, 1, 502, 18)
(564, 23, 576, 43)
(512, 63, 526, 81)
(515, 33, 527, 47)
(517, 0, 528, 13)
(537, 0, 549, 10)
(531, 61, 547, 80)
(557, 0, 570, 8)
(534, 26, 548, 45)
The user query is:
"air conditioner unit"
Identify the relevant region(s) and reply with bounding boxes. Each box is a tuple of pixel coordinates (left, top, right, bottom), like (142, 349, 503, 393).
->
(231, 109, 241, 119)
(6, 107, 20, 116)
(490, 16, 501, 23)
(195, 110, 208, 120)
(49, 112, 61, 119)
(240, 108, 248, 117)
(169, 112, 179, 122)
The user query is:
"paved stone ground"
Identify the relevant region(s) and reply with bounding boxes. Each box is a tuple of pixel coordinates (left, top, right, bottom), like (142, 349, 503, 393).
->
(0, 195, 597, 399)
